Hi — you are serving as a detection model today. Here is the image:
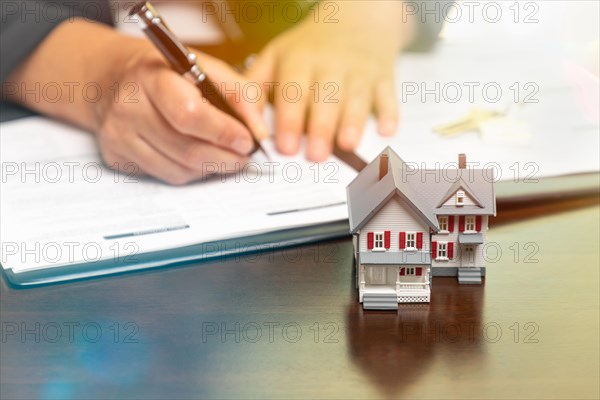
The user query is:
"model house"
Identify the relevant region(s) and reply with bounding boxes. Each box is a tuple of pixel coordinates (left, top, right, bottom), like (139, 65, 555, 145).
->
(346, 147, 496, 310)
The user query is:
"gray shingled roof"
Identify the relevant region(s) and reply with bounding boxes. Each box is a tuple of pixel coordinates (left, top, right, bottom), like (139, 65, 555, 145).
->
(346, 147, 496, 234)
(346, 147, 439, 234)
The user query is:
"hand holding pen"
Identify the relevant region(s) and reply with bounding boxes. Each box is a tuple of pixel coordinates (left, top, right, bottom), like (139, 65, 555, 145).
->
(129, 2, 269, 159)
(4, 5, 268, 185)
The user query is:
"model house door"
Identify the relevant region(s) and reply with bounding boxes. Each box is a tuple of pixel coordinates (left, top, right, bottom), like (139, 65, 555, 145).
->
(369, 266, 386, 285)
(462, 245, 475, 267)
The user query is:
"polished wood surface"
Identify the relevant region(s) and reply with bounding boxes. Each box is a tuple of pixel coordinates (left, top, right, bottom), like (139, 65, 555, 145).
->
(1, 206, 599, 399)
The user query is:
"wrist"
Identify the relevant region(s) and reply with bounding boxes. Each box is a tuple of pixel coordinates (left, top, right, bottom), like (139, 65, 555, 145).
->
(307, 1, 414, 53)
(4, 18, 152, 133)
(398, 2, 418, 50)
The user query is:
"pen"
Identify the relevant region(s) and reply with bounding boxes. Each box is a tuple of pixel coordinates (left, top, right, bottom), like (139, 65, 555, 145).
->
(128, 1, 268, 158)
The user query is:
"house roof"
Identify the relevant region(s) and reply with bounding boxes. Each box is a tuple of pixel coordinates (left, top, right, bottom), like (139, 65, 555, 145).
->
(346, 147, 496, 234)
(346, 147, 440, 234)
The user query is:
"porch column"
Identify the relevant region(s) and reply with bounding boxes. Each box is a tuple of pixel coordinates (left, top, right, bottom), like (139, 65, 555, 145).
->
(359, 265, 366, 292)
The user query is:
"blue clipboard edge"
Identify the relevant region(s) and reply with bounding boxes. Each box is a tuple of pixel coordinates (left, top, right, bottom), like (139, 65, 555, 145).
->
(2, 220, 351, 288)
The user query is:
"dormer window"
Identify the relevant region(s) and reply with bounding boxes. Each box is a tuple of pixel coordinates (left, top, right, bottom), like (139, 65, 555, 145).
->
(456, 190, 465, 206)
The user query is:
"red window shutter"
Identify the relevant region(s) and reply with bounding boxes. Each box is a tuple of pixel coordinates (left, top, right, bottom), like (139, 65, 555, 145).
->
(459, 216, 465, 232)
(399, 268, 405, 276)
(384, 231, 391, 249)
(448, 242, 454, 259)
(399, 232, 406, 249)
(416, 267, 422, 276)
(416, 232, 423, 249)
(367, 232, 374, 250)
(476, 216, 482, 232)
(448, 216, 455, 232)
(431, 241, 437, 259)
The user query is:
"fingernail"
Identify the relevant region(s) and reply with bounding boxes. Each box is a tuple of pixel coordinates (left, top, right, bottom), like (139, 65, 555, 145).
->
(380, 119, 397, 136)
(308, 137, 332, 162)
(252, 119, 270, 141)
(231, 136, 254, 155)
(340, 127, 360, 150)
(277, 132, 300, 155)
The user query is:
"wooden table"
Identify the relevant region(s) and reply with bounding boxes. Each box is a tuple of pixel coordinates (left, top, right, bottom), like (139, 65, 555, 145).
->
(1, 206, 599, 399)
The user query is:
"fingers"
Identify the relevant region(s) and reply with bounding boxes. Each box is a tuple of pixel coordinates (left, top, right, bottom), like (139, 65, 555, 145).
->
(110, 130, 247, 186)
(250, 52, 398, 160)
(99, 92, 247, 185)
(196, 52, 270, 141)
(99, 125, 196, 185)
(274, 55, 312, 155)
(374, 74, 399, 137)
(337, 79, 373, 151)
(123, 135, 198, 186)
(100, 149, 136, 177)
(136, 103, 247, 173)
(143, 68, 255, 155)
(244, 47, 277, 112)
(306, 74, 343, 162)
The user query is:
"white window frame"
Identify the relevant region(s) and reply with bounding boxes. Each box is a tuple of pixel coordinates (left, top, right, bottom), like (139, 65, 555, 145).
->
(437, 242, 448, 260)
(373, 232, 385, 251)
(465, 216, 476, 232)
(405, 232, 416, 250)
(405, 267, 416, 276)
(456, 190, 465, 206)
(438, 216, 449, 233)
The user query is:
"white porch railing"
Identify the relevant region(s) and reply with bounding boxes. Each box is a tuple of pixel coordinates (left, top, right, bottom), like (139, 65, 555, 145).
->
(396, 282, 429, 290)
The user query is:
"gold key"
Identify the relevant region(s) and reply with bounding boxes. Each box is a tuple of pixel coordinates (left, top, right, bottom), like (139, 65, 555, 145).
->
(434, 109, 503, 137)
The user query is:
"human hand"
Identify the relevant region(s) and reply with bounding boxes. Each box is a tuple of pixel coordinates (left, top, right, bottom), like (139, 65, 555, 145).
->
(4, 19, 267, 185)
(245, 1, 415, 161)
(95, 43, 268, 185)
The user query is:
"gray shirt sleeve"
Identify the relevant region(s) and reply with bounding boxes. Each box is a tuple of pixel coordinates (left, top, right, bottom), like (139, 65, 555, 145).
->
(0, 0, 113, 83)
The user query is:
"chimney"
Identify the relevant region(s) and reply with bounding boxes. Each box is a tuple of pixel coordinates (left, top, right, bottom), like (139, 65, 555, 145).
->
(458, 153, 466, 169)
(379, 153, 389, 180)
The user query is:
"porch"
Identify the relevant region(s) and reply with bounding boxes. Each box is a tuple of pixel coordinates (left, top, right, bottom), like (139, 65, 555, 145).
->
(358, 264, 431, 307)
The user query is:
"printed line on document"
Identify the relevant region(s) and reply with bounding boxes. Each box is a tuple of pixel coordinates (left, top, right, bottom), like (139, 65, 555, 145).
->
(104, 225, 190, 240)
(267, 202, 346, 216)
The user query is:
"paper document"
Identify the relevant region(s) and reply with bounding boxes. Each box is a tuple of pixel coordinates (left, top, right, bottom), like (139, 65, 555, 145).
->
(0, 117, 356, 273)
(355, 42, 599, 179)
